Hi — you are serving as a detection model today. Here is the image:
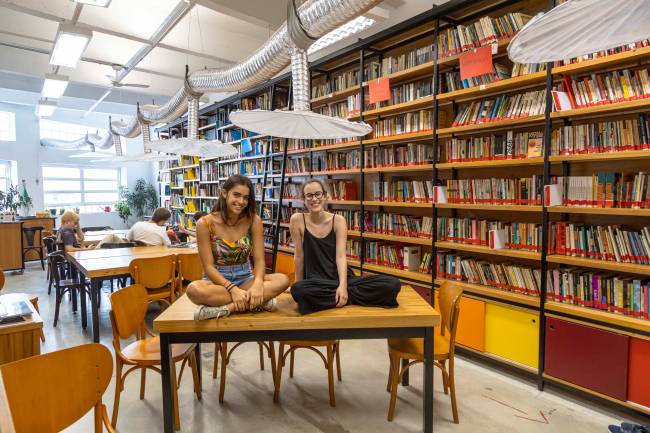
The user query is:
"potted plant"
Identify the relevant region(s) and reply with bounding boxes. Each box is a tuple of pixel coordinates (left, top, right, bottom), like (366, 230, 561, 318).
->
(115, 186, 131, 225)
(125, 178, 158, 220)
(1, 185, 20, 222)
(18, 179, 33, 217)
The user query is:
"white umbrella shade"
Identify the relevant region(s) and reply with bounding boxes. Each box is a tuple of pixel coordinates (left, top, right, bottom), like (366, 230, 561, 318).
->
(146, 138, 238, 159)
(69, 151, 113, 158)
(508, 0, 650, 64)
(92, 153, 179, 163)
(229, 109, 373, 140)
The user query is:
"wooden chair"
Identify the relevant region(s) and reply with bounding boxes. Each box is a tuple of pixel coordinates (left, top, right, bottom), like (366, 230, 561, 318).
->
(176, 253, 203, 296)
(42, 236, 57, 295)
(272, 255, 341, 407)
(0, 343, 116, 432)
(109, 284, 201, 431)
(48, 251, 89, 328)
(0, 271, 4, 289)
(386, 281, 463, 423)
(129, 255, 177, 307)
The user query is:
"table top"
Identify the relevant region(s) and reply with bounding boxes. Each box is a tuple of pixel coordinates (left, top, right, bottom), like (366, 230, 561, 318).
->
(0, 371, 16, 433)
(154, 286, 439, 334)
(0, 294, 43, 336)
(67, 246, 196, 278)
(82, 230, 129, 245)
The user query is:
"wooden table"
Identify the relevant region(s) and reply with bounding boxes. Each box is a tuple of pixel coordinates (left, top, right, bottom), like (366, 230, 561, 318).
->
(154, 287, 440, 433)
(81, 229, 129, 246)
(0, 371, 16, 433)
(0, 294, 42, 365)
(66, 246, 196, 342)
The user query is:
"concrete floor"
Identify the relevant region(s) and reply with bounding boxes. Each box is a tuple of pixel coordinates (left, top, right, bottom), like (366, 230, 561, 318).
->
(2, 263, 646, 433)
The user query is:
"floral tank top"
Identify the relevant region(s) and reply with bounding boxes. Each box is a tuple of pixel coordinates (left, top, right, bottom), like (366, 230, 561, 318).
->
(208, 220, 252, 266)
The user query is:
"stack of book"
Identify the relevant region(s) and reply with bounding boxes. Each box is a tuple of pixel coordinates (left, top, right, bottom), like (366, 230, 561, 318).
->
(333, 210, 362, 230)
(551, 172, 650, 208)
(445, 176, 543, 205)
(312, 150, 361, 171)
(372, 180, 434, 203)
(445, 131, 544, 162)
(437, 217, 542, 251)
(452, 89, 546, 126)
(347, 239, 361, 260)
(365, 143, 432, 167)
(550, 223, 650, 264)
(364, 241, 420, 270)
(365, 212, 433, 237)
(442, 64, 510, 92)
(511, 62, 546, 77)
(366, 78, 434, 110)
(287, 157, 310, 174)
(373, 110, 433, 137)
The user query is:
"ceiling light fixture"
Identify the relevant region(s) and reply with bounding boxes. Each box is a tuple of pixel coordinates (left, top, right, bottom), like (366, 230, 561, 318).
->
(73, 0, 112, 7)
(49, 23, 92, 68)
(307, 16, 375, 54)
(41, 73, 69, 99)
(36, 100, 57, 118)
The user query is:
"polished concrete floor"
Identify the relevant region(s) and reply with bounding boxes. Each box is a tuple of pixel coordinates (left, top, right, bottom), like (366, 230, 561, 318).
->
(2, 263, 646, 433)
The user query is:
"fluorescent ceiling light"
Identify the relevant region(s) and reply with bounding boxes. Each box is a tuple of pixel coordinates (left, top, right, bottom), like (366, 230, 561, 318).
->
(36, 100, 57, 118)
(308, 16, 375, 54)
(50, 23, 92, 68)
(74, 0, 111, 7)
(41, 73, 69, 99)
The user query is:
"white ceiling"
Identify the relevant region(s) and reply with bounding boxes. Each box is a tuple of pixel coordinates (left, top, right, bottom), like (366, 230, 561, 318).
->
(0, 0, 435, 111)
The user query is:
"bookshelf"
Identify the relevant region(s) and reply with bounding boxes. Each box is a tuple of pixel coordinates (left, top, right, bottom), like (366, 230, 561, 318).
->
(156, 0, 650, 415)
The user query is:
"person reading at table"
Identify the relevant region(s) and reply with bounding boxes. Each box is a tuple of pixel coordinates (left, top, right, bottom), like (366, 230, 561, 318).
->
(289, 179, 401, 314)
(126, 208, 172, 246)
(178, 211, 207, 241)
(187, 175, 290, 320)
(57, 211, 92, 252)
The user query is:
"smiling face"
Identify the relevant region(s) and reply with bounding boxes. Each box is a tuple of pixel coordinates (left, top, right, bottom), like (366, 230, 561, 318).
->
(222, 184, 250, 217)
(303, 181, 327, 213)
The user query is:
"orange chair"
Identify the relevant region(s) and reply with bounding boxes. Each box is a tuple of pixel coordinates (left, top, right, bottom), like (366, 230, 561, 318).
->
(0, 270, 4, 289)
(176, 253, 203, 296)
(0, 343, 116, 432)
(109, 284, 201, 431)
(129, 255, 177, 306)
(275, 253, 295, 284)
(386, 281, 463, 423)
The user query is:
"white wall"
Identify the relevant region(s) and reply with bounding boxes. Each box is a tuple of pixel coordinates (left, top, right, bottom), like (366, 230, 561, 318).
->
(0, 102, 155, 229)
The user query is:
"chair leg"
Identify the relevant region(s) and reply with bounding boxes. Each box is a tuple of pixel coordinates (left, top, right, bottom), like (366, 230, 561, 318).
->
(449, 360, 459, 424)
(326, 344, 336, 407)
(289, 350, 295, 378)
(386, 352, 394, 393)
(212, 343, 219, 379)
(219, 343, 227, 403)
(39, 249, 44, 270)
(387, 353, 401, 421)
(47, 264, 53, 295)
(139, 367, 146, 400)
(441, 360, 449, 395)
(258, 341, 265, 371)
(273, 343, 285, 403)
(53, 285, 62, 327)
(171, 361, 181, 431)
(29, 298, 45, 342)
(111, 359, 123, 427)
(335, 342, 342, 381)
(268, 341, 277, 388)
(190, 352, 202, 401)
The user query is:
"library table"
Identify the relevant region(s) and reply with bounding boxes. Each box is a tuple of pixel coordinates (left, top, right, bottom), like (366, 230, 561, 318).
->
(66, 246, 196, 342)
(0, 371, 16, 433)
(154, 287, 440, 433)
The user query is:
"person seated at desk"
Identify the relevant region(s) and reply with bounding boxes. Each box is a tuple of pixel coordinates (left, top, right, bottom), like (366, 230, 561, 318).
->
(126, 208, 172, 246)
(57, 211, 93, 252)
(178, 211, 207, 240)
(289, 179, 401, 314)
(186, 175, 290, 320)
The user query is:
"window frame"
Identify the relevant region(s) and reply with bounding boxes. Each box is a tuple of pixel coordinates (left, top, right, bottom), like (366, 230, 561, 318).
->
(0, 160, 12, 192)
(42, 164, 123, 211)
(0, 111, 16, 142)
(39, 118, 107, 141)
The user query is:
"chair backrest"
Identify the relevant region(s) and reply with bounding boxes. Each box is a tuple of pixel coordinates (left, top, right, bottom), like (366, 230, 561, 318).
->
(109, 284, 149, 340)
(21, 226, 44, 248)
(275, 253, 295, 284)
(129, 255, 176, 290)
(0, 343, 112, 433)
(438, 281, 463, 346)
(177, 253, 203, 282)
(47, 251, 67, 285)
(42, 236, 57, 254)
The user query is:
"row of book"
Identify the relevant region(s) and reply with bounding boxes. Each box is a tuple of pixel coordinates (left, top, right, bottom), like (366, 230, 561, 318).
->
(452, 89, 546, 126)
(364, 242, 422, 271)
(436, 251, 542, 296)
(180, 156, 199, 166)
(372, 180, 434, 203)
(549, 223, 650, 265)
(366, 213, 433, 238)
(287, 157, 310, 174)
(547, 268, 649, 320)
(364, 143, 432, 167)
(314, 100, 349, 119)
(373, 110, 433, 138)
(365, 45, 435, 80)
(312, 150, 361, 171)
(312, 69, 360, 97)
(437, 217, 542, 251)
(198, 183, 220, 198)
(445, 176, 543, 205)
(183, 184, 199, 197)
(552, 172, 650, 208)
(554, 68, 650, 110)
(283, 180, 358, 201)
(442, 64, 510, 92)
(444, 131, 544, 162)
(551, 114, 650, 155)
(436, 12, 531, 59)
(366, 78, 433, 111)
(219, 160, 266, 178)
(199, 162, 219, 182)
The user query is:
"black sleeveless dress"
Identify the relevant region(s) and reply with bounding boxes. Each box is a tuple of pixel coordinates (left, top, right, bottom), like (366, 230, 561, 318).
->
(291, 214, 401, 314)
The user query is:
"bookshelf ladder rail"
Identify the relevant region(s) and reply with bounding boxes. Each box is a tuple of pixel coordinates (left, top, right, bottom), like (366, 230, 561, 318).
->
(430, 16, 441, 306)
(272, 138, 290, 271)
(359, 47, 367, 274)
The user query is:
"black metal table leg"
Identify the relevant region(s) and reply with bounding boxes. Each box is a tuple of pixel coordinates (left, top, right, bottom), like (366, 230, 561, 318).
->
(90, 278, 101, 343)
(194, 342, 202, 384)
(402, 358, 410, 386)
(79, 272, 87, 329)
(423, 327, 434, 433)
(161, 333, 174, 433)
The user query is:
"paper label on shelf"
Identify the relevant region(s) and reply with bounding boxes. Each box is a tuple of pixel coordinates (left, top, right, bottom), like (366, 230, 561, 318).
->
(369, 77, 390, 104)
(544, 184, 562, 207)
(460, 45, 494, 80)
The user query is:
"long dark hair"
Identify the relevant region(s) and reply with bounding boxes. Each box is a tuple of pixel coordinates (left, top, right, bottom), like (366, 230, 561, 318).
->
(212, 174, 257, 223)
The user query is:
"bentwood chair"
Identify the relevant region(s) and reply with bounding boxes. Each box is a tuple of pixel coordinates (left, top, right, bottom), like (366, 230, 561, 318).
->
(0, 343, 116, 432)
(109, 284, 201, 431)
(386, 281, 463, 423)
(129, 255, 177, 307)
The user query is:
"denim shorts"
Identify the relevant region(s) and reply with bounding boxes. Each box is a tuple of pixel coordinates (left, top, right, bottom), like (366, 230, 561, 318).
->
(210, 262, 254, 287)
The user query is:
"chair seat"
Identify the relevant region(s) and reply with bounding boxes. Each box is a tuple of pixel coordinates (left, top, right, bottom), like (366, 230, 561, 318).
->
(122, 337, 194, 363)
(388, 327, 450, 361)
(285, 340, 338, 347)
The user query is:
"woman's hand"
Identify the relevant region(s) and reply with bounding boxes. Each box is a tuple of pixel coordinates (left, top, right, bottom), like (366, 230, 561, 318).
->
(249, 280, 265, 310)
(335, 286, 348, 308)
(229, 287, 250, 311)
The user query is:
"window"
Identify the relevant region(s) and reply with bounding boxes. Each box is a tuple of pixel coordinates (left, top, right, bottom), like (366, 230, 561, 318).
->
(39, 119, 107, 141)
(0, 160, 13, 192)
(42, 165, 121, 213)
(0, 111, 16, 141)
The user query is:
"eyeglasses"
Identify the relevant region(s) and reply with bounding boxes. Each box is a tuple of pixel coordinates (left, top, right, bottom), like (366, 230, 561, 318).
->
(304, 191, 324, 200)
